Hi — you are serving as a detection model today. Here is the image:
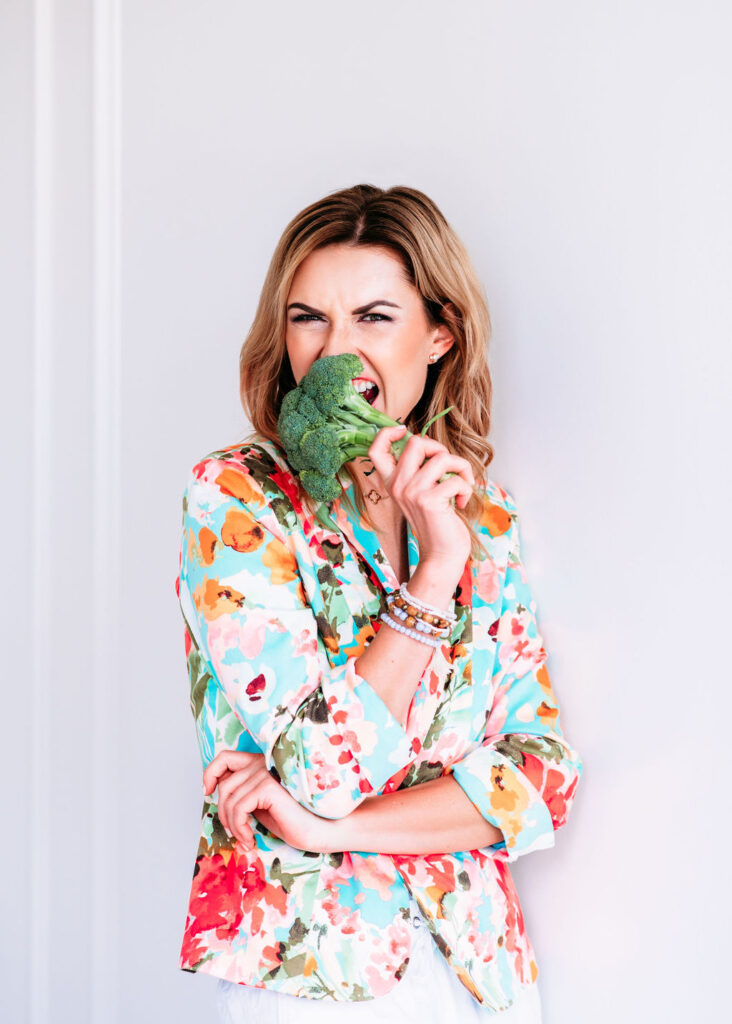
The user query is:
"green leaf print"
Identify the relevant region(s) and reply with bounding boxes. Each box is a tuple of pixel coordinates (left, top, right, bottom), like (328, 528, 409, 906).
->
(320, 537, 345, 566)
(270, 731, 297, 781)
(400, 759, 446, 788)
(222, 711, 242, 747)
(270, 857, 321, 893)
(280, 953, 308, 977)
(288, 917, 310, 944)
(494, 734, 566, 766)
(298, 690, 329, 724)
(314, 609, 339, 650)
(187, 647, 212, 722)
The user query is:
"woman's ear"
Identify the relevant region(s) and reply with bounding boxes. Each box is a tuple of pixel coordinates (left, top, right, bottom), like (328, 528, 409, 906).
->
(434, 301, 460, 356)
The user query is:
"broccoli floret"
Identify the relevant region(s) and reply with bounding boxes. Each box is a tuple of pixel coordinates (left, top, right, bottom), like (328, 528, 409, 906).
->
(276, 353, 454, 502)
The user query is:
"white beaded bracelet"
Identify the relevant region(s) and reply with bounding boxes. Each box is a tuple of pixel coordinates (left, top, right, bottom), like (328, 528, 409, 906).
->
(399, 581, 457, 623)
(386, 598, 450, 637)
(379, 612, 442, 648)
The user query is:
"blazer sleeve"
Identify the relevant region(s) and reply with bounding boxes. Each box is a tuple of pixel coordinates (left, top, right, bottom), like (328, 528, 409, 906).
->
(178, 457, 414, 819)
(450, 494, 583, 862)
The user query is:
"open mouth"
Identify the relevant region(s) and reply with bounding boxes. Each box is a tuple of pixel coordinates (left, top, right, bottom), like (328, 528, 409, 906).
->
(352, 377, 380, 406)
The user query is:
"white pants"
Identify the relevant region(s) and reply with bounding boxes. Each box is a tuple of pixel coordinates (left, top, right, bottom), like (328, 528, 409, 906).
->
(216, 900, 543, 1023)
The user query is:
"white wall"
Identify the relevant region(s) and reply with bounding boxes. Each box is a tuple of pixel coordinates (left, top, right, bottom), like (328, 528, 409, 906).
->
(3, 1, 730, 1021)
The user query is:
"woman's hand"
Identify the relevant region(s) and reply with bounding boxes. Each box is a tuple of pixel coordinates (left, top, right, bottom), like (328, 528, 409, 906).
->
(202, 750, 338, 853)
(368, 425, 475, 574)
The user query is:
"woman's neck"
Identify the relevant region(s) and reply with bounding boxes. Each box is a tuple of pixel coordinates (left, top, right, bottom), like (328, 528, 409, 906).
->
(345, 457, 405, 532)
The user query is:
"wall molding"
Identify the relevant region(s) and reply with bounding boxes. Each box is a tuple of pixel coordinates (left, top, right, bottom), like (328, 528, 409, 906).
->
(31, 2, 123, 1020)
(30, 2, 53, 1021)
(90, 1, 122, 1022)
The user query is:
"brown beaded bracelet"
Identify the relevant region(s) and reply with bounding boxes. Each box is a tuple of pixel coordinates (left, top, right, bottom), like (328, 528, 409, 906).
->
(385, 591, 450, 637)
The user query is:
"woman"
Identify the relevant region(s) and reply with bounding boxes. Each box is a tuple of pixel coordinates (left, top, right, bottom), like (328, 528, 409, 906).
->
(176, 184, 582, 1022)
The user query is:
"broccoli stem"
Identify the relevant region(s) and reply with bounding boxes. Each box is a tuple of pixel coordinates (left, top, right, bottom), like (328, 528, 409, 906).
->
(337, 404, 456, 465)
(340, 391, 398, 430)
(420, 406, 453, 436)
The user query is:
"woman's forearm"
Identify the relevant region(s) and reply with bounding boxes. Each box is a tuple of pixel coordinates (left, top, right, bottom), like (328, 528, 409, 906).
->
(353, 560, 465, 727)
(314, 773, 504, 855)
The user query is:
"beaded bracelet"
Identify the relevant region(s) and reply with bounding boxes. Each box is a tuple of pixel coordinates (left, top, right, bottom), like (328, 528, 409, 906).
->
(385, 585, 455, 639)
(400, 582, 457, 624)
(385, 593, 450, 638)
(379, 612, 442, 648)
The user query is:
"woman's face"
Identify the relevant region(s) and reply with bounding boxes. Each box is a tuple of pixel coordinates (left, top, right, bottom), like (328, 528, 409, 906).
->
(284, 244, 454, 424)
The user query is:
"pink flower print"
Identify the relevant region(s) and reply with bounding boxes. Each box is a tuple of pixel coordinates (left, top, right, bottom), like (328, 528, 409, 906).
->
(475, 556, 501, 604)
(365, 916, 411, 996)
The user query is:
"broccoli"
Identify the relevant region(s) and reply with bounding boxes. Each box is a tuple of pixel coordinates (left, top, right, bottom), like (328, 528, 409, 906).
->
(276, 352, 454, 503)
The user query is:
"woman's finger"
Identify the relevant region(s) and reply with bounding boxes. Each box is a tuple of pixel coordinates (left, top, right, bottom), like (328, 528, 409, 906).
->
(428, 474, 473, 507)
(389, 433, 449, 496)
(219, 768, 269, 829)
(227, 776, 278, 846)
(216, 760, 266, 805)
(251, 807, 284, 841)
(215, 764, 269, 832)
(407, 450, 475, 492)
(203, 750, 264, 795)
(366, 424, 407, 487)
(227, 787, 264, 844)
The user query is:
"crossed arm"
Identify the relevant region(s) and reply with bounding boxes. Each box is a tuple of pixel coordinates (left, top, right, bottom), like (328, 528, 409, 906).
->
(300, 772, 504, 854)
(205, 749, 504, 856)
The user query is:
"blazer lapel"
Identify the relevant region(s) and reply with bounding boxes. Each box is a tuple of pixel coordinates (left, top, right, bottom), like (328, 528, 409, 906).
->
(327, 478, 420, 593)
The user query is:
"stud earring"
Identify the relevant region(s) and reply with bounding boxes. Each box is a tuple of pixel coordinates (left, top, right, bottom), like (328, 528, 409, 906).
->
(429, 353, 439, 363)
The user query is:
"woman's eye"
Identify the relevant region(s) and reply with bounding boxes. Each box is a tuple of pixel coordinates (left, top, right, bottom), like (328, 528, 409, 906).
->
(290, 313, 391, 323)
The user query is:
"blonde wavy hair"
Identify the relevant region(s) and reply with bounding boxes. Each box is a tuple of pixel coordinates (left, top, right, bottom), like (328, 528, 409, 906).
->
(238, 183, 495, 560)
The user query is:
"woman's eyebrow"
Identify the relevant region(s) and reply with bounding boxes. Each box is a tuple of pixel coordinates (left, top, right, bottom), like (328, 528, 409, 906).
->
(287, 300, 401, 315)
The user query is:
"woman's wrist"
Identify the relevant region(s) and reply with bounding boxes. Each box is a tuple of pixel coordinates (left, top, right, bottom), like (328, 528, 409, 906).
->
(302, 814, 348, 855)
(408, 560, 462, 609)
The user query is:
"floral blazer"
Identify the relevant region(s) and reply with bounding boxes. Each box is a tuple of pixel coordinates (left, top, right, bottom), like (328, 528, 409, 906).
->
(176, 435, 582, 1012)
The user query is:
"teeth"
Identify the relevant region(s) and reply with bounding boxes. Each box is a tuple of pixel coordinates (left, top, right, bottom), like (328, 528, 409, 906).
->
(353, 379, 377, 395)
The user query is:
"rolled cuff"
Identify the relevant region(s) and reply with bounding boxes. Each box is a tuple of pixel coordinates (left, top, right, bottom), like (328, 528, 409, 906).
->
(273, 656, 414, 819)
(450, 746, 556, 863)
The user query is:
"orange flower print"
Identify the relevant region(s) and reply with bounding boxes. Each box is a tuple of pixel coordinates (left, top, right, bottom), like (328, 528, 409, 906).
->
(489, 763, 530, 850)
(425, 885, 449, 918)
(261, 537, 298, 586)
(198, 526, 218, 566)
(536, 663, 556, 700)
(221, 507, 266, 553)
(480, 499, 512, 537)
(193, 577, 245, 621)
(455, 964, 485, 1002)
(536, 700, 559, 725)
(187, 528, 198, 566)
(215, 467, 265, 507)
(323, 634, 340, 655)
(341, 621, 376, 658)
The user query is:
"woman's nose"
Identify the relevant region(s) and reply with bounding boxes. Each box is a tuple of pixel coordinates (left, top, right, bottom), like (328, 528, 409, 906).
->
(318, 325, 357, 359)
